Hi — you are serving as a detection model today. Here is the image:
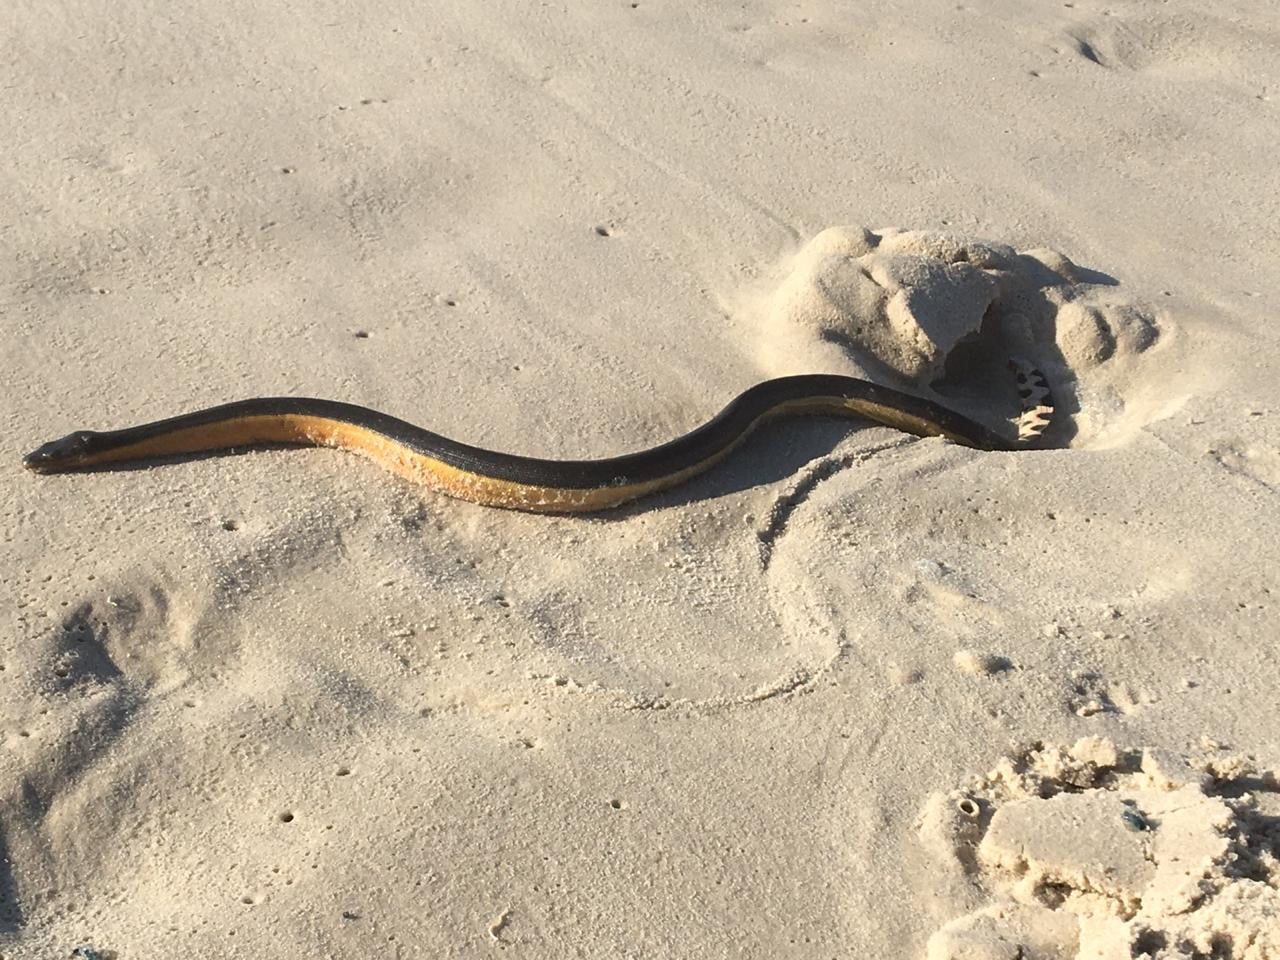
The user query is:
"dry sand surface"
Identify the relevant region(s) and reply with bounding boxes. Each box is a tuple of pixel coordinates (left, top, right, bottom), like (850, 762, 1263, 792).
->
(3, 0, 1279, 957)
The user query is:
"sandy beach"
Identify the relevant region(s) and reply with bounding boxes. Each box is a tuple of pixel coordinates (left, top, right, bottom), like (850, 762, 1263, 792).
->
(3, 0, 1278, 956)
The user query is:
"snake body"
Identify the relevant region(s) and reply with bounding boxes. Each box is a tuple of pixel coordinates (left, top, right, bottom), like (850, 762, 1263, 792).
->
(23, 372, 1048, 513)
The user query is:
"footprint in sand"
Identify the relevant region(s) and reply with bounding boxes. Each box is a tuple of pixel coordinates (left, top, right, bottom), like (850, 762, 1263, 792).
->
(42, 584, 193, 694)
(1207, 417, 1280, 492)
(917, 739, 1280, 959)
(1058, 9, 1268, 80)
(756, 225, 1169, 448)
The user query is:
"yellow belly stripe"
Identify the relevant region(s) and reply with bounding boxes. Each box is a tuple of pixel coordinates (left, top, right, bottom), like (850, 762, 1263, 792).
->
(68, 397, 963, 512)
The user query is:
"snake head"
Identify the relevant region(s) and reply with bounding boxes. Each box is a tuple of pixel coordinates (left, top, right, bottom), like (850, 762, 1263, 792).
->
(23, 430, 101, 473)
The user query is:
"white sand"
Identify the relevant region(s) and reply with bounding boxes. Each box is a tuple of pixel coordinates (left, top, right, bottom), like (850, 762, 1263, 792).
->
(3, 0, 1279, 956)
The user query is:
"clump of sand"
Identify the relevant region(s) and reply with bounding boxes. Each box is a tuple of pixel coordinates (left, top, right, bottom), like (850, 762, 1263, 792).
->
(919, 739, 1280, 959)
(759, 226, 1168, 446)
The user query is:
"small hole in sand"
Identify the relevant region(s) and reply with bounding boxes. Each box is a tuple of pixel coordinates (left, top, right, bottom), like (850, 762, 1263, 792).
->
(221, 520, 239, 532)
(957, 797, 980, 818)
(353, 330, 370, 339)
(279, 812, 294, 823)
(444, 298, 458, 307)
(336, 766, 351, 777)
(280, 166, 296, 174)
(1134, 931, 1167, 953)
(1121, 806, 1152, 832)
(595, 225, 611, 237)
(609, 798, 624, 810)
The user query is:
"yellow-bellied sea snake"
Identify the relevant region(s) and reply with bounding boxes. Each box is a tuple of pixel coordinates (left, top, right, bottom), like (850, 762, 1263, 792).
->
(23, 366, 1053, 513)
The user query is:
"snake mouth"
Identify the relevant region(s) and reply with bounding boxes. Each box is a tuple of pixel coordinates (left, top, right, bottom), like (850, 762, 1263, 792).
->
(23, 445, 68, 473)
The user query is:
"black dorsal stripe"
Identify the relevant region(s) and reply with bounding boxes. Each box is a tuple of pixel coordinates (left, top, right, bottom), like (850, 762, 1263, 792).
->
(64, 375, 1013, 489)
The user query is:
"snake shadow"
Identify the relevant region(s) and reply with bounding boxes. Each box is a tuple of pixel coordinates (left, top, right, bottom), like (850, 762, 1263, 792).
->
(0, 822, 23, 933)
(595, 416, 899, 521)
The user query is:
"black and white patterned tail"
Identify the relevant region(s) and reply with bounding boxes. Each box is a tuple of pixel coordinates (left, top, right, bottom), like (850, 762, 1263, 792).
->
(1009, 359, 1054, 444)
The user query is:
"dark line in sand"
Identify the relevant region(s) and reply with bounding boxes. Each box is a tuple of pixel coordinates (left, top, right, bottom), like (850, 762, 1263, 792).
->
(755, 436, 917, 570)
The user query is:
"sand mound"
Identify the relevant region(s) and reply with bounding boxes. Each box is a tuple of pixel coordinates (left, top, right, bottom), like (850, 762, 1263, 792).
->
(759, 226, 1169, 446)
(918, 740, 1280, 959)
